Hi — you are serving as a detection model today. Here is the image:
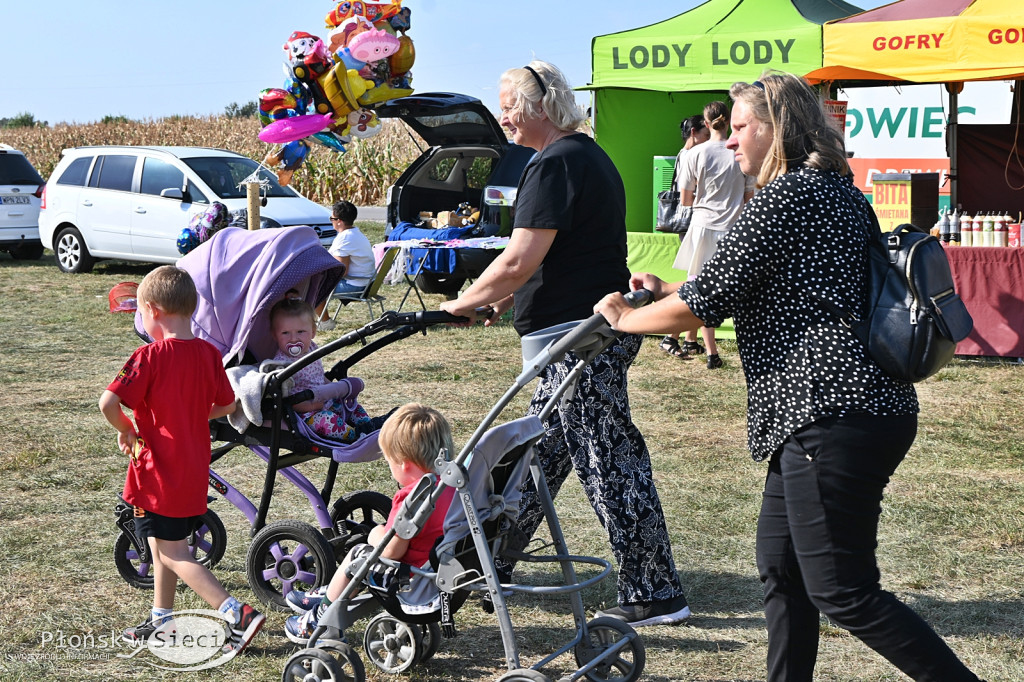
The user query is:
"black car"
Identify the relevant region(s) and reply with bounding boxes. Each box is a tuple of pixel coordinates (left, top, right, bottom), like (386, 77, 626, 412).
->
(376, 93, 534, 295)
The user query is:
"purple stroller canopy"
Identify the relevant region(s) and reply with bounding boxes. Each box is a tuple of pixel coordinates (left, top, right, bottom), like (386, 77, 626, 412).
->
(171, 226, 343, 364)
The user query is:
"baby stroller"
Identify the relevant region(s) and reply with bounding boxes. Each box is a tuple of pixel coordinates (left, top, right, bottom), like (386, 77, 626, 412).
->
(283, 292, 652, 682)
(113, 226, 466, 610)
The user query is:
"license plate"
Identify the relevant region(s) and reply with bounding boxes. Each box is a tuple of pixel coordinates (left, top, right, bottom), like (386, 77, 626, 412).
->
(1, 195, 30, 205)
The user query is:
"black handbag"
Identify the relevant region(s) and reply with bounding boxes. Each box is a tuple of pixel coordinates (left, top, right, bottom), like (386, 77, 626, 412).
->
(656, 158, 692, 234)
(812, 180, 973, 383)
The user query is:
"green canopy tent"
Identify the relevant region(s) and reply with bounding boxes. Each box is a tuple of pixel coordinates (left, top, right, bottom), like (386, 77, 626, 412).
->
(582, 0, 861, 280)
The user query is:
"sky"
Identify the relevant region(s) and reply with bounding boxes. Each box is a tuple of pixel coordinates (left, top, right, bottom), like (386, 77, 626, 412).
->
(5, 0, 891, 126)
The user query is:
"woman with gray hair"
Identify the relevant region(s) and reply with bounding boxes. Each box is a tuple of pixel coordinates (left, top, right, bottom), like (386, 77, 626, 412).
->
(596, 72, 981, 680)
(441, 60, 690, 626)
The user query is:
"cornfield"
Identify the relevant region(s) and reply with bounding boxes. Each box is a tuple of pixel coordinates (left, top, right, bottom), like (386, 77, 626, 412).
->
(0, 116, 426, 206)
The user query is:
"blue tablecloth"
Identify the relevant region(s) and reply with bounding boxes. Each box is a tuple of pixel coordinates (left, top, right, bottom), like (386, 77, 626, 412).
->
(388, 222, 477, 275)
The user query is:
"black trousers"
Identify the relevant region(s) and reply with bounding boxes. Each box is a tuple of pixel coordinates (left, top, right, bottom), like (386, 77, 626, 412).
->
(756, 413, 979, 682)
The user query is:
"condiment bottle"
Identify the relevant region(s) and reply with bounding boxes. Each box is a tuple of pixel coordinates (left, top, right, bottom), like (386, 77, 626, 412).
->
(949, 208, 960, 245)
(939, 210, 951, 243)
(972, 212, 985, 244)
(995, 211, 1008, 247)
(960, 212, 973, 247)
(983, 211, 995, 246)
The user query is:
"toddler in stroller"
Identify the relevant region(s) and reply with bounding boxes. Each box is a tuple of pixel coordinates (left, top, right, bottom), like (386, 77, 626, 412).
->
(282, 293, 654, 682)
(283, 403, 456, 643)
(268, 297, 375, 443)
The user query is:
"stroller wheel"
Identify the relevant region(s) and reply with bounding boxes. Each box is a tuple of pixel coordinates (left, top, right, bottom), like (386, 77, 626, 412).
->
(113, 509, 227, 589)
(414, 621, 442, 663)
(573, 617, 646, 682)
(246, 519, 335, 611)
(363, 613, 422, 674)
(282, 646, 365, 682)
(497, 669, 552, 682)
(330, 490, 391, 556)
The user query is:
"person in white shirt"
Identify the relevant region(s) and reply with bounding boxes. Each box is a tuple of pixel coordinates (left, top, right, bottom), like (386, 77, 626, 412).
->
(316, 201, 376, 329)
(659, 114, 709, 360)
(327, 200, 375, 291)
(674, 101, 755, 368)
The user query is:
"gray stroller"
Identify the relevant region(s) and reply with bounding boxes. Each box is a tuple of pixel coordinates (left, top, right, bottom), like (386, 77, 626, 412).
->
(282, 292, 652, 682)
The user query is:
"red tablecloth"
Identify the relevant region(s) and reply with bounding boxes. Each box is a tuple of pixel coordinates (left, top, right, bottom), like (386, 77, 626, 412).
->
(945, 247, 1024, 357)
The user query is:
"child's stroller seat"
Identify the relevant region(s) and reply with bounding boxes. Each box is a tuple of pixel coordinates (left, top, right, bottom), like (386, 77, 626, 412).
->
(353, 415, 542, 619)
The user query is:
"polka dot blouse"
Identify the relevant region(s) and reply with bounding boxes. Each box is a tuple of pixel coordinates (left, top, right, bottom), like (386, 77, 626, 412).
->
(679, 166, 919, 462)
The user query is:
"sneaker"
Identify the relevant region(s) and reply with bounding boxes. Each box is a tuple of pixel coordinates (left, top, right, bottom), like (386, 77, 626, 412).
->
(707, 354, 724, 369)
(221, 604, 265, 658)
(284, 603, 328, 644)
(122, 617, 176, 645)
(286, 585, 330, 614)
(317, 319, 336, 332)
(595, 595, 691, 627)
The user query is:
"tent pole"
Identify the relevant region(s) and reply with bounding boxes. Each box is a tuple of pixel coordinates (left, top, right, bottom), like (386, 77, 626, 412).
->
(946, 82, 961, 210)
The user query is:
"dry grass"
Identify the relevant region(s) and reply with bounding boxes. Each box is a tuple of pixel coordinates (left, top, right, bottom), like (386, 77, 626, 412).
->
(0, 117, 424, 207)
(0, 228, 1022, 681)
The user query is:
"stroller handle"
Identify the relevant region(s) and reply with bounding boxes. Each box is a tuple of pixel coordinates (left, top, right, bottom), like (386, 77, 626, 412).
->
(540, 288, 652, 362)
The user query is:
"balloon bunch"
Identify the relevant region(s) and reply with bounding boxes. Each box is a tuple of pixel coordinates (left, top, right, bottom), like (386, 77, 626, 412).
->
(177, 202, 232, 255)
(258, 1, 416, 185)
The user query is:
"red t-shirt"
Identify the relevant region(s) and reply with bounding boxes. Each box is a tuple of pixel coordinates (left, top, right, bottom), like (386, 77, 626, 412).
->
(108, 338, 234, 518)
(384, 480, 456, 568)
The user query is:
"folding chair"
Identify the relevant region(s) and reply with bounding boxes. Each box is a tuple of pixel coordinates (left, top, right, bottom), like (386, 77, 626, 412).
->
(319, 247, 400, 323)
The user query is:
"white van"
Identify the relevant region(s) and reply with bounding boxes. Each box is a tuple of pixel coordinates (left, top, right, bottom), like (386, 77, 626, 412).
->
(38, 146, 335, 273)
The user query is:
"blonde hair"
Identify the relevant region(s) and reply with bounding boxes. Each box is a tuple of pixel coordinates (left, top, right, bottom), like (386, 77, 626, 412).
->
(729, 71, 850, 187)
(378, 403, 454, 473)
(499, 60, 585, 132)
(137, 265, 197, 316)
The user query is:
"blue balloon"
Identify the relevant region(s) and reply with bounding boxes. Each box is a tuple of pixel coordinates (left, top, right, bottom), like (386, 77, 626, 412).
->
(176, 227, 200, 255)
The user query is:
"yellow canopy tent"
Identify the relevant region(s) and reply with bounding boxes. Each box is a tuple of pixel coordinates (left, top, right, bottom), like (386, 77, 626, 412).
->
(804, 0, 1024, 207)
(805, 0, 1024, 83)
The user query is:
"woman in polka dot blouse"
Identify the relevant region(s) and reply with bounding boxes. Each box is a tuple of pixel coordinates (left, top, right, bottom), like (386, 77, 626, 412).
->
(596, 72, 981, 682)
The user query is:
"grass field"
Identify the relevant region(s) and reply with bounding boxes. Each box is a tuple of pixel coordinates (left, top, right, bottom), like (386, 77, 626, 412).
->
(1, 225, 1022, 681)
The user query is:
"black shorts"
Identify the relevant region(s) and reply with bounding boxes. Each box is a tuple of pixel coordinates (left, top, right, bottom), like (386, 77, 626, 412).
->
(132, 507, 197, 542)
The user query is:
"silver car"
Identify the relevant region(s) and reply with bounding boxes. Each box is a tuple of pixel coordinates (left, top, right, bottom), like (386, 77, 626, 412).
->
(0, 144, 45, 260)
(39, 146, 335, 273)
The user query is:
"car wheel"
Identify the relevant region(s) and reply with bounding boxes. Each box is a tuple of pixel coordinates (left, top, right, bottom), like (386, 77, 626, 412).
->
(54, 227, 95, 273)
(415, 272, 466, 296)
(9, 242, 44, 260)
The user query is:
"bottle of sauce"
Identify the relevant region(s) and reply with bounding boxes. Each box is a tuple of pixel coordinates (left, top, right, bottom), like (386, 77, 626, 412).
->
(972, 212, 985, 245)
(939, 210, 951, 244)
(960, 211, 973, 247)
(995, 211, 1008, 247)
(949, 208, 960, 246)
(983, 211, 995, 246)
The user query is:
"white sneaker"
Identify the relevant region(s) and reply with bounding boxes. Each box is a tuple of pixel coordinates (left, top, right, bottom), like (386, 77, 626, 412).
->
(317, 319, 336, 331)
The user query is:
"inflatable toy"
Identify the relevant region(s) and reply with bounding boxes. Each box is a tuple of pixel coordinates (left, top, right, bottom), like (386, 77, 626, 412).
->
(254, 4, 415, 182)
(258, 113, 335, 144)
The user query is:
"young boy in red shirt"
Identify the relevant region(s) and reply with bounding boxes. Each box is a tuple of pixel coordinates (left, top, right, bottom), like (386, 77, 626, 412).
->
(284, 403, 457, 642)
(99, 265, 264, 657)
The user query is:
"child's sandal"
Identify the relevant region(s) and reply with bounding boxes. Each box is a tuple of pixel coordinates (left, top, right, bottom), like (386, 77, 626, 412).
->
(681, 340, 705, 356)
(659, 336, 687, 358)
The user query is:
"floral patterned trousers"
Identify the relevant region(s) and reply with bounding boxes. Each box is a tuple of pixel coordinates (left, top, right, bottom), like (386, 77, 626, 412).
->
(501, 333, 685, 605)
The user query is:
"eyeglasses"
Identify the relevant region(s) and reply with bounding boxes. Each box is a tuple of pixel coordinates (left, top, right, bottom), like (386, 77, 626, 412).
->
(330, 216, 342, 221)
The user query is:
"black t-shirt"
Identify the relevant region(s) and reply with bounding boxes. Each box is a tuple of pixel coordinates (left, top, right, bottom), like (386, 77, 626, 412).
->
(511, 133, 630, 336)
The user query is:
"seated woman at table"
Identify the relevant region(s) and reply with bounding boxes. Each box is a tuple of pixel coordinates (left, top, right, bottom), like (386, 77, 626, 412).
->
(327, 200, 375, 293)
(317, 201, 376, 327)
